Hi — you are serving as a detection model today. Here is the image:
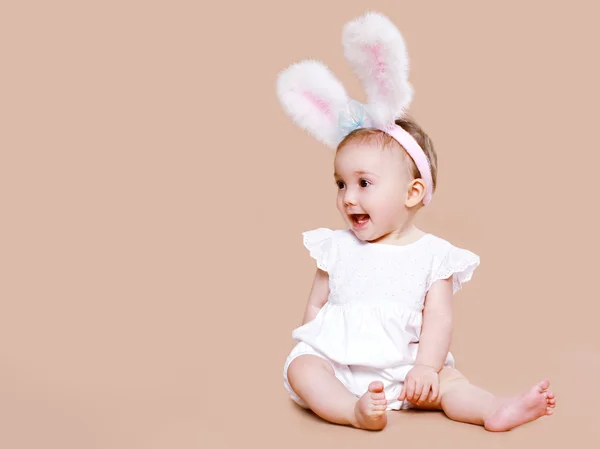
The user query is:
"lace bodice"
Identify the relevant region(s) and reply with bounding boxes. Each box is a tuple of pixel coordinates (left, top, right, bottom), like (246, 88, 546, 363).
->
(291, 228, 480, 369)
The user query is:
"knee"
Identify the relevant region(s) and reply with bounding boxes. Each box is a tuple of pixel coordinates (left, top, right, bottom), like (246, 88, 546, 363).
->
(439, 367, 464, 380)
(439, 367, 468, 390)
(287, 354, 334, 386)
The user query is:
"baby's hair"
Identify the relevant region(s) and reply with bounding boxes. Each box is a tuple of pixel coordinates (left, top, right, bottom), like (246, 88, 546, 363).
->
(337, 116, 438, 193)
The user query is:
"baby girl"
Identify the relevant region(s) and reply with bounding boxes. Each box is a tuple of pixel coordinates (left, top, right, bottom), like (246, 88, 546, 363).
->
(276, 12, 556, 432)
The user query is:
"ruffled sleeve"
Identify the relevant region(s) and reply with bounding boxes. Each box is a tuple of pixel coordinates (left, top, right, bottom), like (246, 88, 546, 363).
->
(429, 244, 480, 294)
(302, 228, 335, 273)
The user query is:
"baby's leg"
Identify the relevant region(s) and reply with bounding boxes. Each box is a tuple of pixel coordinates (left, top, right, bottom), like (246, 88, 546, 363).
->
(415, 368, 556, 431)
(287, 354, 388, 430)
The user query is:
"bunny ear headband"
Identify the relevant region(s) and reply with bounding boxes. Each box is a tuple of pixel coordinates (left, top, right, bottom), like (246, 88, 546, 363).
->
(276, 11, 433, 206)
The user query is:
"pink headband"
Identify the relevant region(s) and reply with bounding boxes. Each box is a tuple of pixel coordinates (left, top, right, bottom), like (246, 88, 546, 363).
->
(382, 124, 433, 206)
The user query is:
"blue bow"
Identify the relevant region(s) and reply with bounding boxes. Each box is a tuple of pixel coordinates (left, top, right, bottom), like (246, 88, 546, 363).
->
(338, 100, 366, 134)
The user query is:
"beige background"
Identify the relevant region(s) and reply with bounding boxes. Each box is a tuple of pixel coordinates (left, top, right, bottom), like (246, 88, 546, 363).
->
(1, 1, 599, 448)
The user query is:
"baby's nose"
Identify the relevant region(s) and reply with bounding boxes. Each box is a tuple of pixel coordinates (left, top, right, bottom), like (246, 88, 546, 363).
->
(344, 192, 357, 206)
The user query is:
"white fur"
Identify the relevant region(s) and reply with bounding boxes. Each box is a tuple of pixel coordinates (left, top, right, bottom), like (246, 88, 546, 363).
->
(342, 11, 413, 129)
(276, 59, 350, 148)
(276, 11, 415, 148)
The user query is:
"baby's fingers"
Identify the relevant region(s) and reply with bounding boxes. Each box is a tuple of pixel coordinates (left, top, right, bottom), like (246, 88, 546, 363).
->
(398, 383, 406, 401)
(410, 380, 423, 403)
(402, 378, 415, 402)
(429, 380, 440, 403)
(398, 380, 409, 401)
(417, 382, 430, 404)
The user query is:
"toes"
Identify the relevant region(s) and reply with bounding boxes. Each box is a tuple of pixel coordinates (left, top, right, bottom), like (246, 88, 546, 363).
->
(547, 397, 556, 405)
(370, 392, 386, 401)
(537, 379, 550, 392)
(546, 408, 554, 415)
(546, 391, 555, 399)
(368, 381, 384, 393)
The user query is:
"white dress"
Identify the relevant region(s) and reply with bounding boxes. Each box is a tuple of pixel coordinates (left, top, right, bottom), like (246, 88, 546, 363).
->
(283, 227, 480, 410)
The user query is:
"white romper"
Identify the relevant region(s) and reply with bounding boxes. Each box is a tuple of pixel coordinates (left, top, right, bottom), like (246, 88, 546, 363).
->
(283, 227, 480, 410)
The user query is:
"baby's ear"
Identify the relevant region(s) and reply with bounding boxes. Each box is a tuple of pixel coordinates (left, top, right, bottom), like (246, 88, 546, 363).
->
(405, 178, 427, 208)
(342, 11, 414, 129)
(276, 59, 351, 149)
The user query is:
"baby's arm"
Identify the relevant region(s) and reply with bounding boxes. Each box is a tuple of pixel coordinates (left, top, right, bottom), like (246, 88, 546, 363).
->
(301, 268, 330, 325)
(415, 276, 454, 371)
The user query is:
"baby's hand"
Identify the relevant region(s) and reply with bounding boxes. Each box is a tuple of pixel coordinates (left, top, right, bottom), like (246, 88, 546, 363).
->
(398, 364, 439, 405)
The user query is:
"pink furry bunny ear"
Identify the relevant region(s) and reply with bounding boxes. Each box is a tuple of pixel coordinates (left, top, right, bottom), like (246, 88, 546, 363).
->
(342, 11, 414, 129)
(276, 59, 353, 149)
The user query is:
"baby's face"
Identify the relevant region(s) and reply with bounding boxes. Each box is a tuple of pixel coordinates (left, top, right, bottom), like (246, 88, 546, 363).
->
(334, 140, 412, 242)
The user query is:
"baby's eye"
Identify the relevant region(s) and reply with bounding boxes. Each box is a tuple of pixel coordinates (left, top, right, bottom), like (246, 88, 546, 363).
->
(359, 179, 371, 188)
(336, 180, 346, 189)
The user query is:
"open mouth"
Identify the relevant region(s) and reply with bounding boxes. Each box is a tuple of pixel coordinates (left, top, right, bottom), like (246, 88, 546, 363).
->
(350, 214, 370, 228)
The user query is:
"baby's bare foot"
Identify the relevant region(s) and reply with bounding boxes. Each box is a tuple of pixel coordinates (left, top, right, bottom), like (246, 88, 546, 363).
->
(352, 381, 388, 431)
(484, 379, 556, 432)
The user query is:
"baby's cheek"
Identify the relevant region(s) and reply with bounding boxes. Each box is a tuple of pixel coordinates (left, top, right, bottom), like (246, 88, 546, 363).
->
(374, 201, 396, 220)
(375, 191, 396, 209)
(376, 196, 404, 222)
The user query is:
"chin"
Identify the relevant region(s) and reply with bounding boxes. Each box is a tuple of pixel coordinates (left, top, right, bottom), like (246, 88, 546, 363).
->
(350, 225, 373, 241)
(353, 224, 388, 242)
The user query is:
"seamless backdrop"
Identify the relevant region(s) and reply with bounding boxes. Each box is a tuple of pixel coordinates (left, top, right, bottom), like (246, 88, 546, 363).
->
(1, 1, 599, 448)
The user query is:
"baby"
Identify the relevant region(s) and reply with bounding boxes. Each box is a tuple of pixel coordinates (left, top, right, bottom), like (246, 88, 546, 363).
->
(276, 12, 556, 432)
